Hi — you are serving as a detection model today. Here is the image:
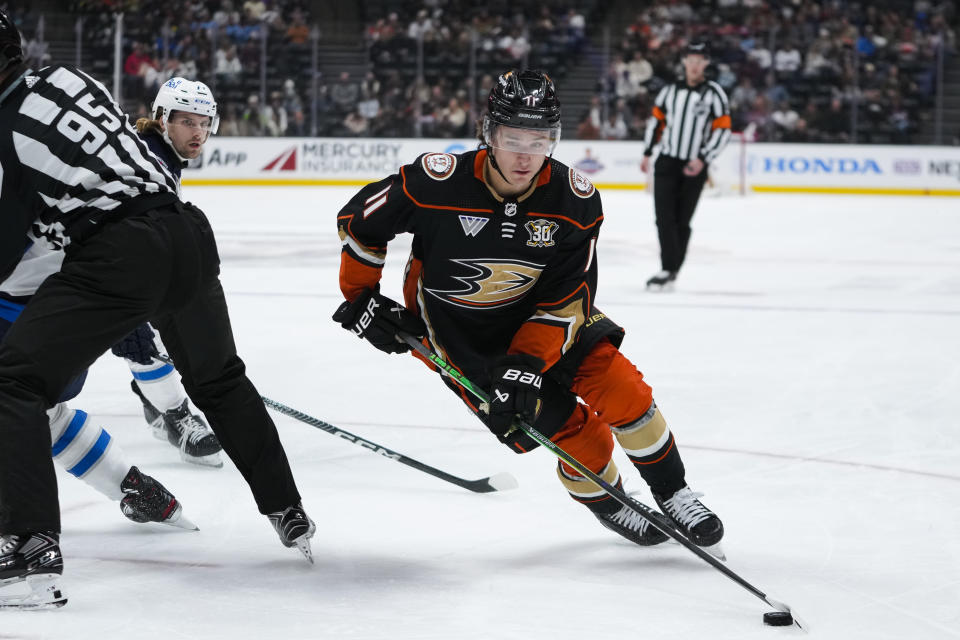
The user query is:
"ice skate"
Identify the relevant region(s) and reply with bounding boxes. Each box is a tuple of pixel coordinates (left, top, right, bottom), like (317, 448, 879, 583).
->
(120, 466, 198, 531)
(645, 270, 677, 291)
(162, 401, 223, 467)
(654, 485, 724, 557)
(132, 382, 223, 468)
(595, 503, 669, 547)
(268, 503, 316, 564)
(0, 533, 67, 610)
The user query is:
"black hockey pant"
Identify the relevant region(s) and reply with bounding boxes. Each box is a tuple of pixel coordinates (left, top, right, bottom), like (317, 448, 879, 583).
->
(0, 202, 301, 533)
(653, 155, 709, 273)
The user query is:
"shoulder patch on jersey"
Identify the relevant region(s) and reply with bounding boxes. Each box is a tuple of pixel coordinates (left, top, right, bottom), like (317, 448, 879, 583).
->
(568, 168, 595, 199)
(422, 153, 457, 181)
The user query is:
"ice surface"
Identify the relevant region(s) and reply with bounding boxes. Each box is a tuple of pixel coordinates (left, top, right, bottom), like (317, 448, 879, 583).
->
(2, 187, 958, 639)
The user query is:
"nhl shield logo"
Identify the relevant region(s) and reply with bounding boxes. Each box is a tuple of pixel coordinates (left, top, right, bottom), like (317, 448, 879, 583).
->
(504, 202, 518, 217)
(525, 219, 559, 248)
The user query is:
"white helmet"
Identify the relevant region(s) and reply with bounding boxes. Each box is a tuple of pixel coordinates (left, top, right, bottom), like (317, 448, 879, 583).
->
(151, 77, 220, 136)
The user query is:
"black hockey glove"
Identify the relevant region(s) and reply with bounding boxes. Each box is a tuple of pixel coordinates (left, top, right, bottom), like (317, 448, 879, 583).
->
(332, 288, 426, 354)
(110, 323, 159, 365)
(485, 354, 547, 441)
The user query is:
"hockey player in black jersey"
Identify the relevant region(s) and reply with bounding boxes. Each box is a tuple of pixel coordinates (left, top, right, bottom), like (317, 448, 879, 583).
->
(0, 10, 313, 609)
(334, 70, 724, 555)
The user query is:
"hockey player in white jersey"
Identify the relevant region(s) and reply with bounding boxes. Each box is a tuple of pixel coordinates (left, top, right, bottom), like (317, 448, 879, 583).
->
(110, 78, 224, 468)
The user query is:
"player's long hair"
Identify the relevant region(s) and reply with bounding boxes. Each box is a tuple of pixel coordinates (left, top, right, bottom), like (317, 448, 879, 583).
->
(135, 117, 163, 135)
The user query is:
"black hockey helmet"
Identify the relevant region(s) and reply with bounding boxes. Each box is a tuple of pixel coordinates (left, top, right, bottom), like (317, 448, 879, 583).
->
(684, 40, 711, 59)
(0, 9, 23, 73)
(482, 69, 561, 155)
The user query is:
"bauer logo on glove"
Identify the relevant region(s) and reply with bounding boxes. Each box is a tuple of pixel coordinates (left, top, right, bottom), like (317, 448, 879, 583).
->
(333, 288, 426, 355)
(485, 354, 546, 438)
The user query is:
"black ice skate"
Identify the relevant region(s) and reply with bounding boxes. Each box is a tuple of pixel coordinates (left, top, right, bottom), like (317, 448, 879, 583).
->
(645, 270, 677, 291)
(120, 466, 198, 531)
(654, 485, 724, 550)
(0, 532, 67, 609)
(268, 503, 316, 564)
(131, 382, 223, 468)
(595, 504, 669, 547)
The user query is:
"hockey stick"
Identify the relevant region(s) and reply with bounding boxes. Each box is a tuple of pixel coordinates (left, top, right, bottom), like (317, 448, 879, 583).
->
(152, 354, 518, 494)
(400, 334, 806, 630)
(260, 397, 517, 493)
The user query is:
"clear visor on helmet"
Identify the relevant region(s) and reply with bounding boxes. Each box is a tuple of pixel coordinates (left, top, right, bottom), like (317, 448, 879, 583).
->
(484, 118, 561, 156)
(165, 111, 220, 142)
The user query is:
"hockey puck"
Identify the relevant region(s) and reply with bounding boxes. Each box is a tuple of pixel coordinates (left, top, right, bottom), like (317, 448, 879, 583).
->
(763, 611, 794, 626)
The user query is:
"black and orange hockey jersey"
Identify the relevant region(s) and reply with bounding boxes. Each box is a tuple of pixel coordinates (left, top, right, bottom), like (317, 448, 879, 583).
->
(337, 148, 605, 390)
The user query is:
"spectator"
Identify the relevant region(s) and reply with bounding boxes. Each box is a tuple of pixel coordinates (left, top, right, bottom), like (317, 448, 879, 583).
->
(282, 78, 303, 117)
(814, 97, 850, 143)
(774, 40, 802, 80)
(218, 104, 241, 137)
(626, 50, 654, 95)
(576, 112, 601, 139)
(771, 100, 799, 135)
(287, 12, 310, 45)
(330, 71, 360, 115)
(602, 112, 629, 140)
(437, 97, 467, 137)
(242, 0, 266, 21)
(263, 91, 288, 136)
(343, 109, 369, 136)
(215, 45, 242, 87)
(22, 35, 49, 68)
(240, 93, 266, 135)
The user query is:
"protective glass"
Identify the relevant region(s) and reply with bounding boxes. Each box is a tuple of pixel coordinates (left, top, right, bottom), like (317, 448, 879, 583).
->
(484, 119, 561, 156)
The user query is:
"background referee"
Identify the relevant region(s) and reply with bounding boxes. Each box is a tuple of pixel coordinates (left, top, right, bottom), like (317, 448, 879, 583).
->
(641, 41, 731, 290)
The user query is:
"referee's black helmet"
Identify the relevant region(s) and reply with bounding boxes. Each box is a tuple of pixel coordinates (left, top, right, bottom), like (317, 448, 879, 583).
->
(684, 40, 711, 58)
(0, 9, 23, 73)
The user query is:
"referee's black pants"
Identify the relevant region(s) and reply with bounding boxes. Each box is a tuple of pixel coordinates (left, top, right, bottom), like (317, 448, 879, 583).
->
(653, 155, 709, 273)
(0, 202, 301, 533)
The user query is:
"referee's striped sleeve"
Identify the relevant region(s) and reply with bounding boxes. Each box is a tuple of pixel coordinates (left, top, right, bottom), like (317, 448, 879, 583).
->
(642, 86, 669, 156)
(699, 82, 731, 164)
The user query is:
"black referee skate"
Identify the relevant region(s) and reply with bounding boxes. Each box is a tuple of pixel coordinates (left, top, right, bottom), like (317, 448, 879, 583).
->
(0, 532, 67, 609)
(268, 503, 316, 564)
(120, 466, 198, 531)
(595, 504, 669, 547)
(131, 381, 223, 468)
(645, 270, 677, 291)
(653, 485, 724, 547)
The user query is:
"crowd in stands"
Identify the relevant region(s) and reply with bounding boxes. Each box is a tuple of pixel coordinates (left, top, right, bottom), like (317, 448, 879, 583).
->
(356, 0, 593, 137)
(582, 0, 956, 144)
(9, 0, 960, 144)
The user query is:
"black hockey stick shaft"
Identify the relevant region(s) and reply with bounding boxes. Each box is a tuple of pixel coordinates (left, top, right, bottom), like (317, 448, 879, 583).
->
(260, 397, 513, 493)
(400, 334, 803, 623)
(152, 353, 514, 493)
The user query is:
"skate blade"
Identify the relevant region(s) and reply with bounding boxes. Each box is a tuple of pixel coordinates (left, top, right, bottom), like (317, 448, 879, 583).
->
(701, 541, 726, 562)
(646, 282, 675, 292)
(294, 535, 314, 565)
(165, 509, 200, 531)
(0, 573, 68, 610)
(181, 451, 224, 468)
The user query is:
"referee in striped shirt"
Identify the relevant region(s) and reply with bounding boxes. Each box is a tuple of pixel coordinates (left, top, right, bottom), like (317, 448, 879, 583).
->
(641, 41, 731, 290)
